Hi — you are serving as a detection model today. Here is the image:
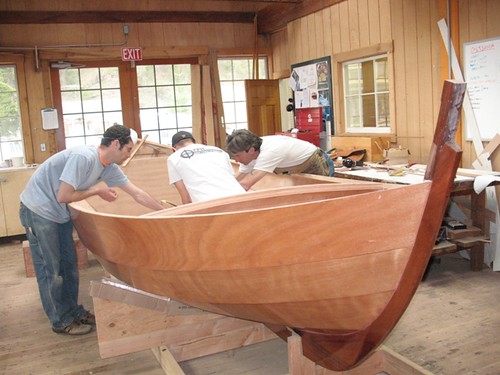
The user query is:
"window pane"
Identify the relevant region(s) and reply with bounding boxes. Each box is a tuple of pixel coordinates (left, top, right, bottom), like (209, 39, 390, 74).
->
(59, 69, 81, 90)
(375, 58, 388, 92)
(80, 68, 100, 90)
(137, 65, 155, 86)
(377, 93, 390, 126)
(140, 108, 159, 130)
(234, 102, 247, 123)
(103, 111, 123, 128)
(155, 65, 173, 85)
(174, 65, 191, 84)
(138, 87, 158, 108)
(84, 113, 105, 135)
(223, 102, 236, 123)
(82, 90, 102, 112)
(157, 86, 175, 107)
(361, 60, 375, 93)
(175, 85, 191, 106)
(102, 89, 122, 111)
(233, 81, 246, 101)
(177, 106, 193, 128)
(362, 94, 376, 127)
(61, 91, 82, 113)
(100, 68, 120, 89)
(220, 81, 234, 102)
(233, 60, 251, 80)
(0, 65, 24, 161)
(345, 96, 361, 127)
(63, 114, 84, 136)
(158, 107, 177, 129)
(218, 60, 233, 81)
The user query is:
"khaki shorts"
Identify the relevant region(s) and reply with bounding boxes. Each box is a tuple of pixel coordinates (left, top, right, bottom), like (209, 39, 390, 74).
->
(274, 149, 333, 176)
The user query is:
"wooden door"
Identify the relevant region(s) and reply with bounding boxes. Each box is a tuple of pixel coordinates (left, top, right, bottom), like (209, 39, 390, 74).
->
(245, 79, 282, 136)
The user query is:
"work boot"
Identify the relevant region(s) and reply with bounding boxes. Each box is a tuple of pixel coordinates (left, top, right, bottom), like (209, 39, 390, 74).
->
(78, 310, 96, 325)
(52, 321, 92, 335)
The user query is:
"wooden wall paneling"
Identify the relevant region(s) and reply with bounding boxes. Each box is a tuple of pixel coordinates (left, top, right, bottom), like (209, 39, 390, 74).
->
(414, 0, 435, 163)
(379, 0, 392, 43)
(330, 5, 342, 55)
(287, 20, 299, 64)
(368, 0, 381, 45)
(338, 1, 350, 52)
(486, 0, 500, 35)
(457, 0, 470, 166)
(399, 1, 419, 152)
(149, 24, 166, 47)
(314, 11, 324, 58)
(358, 0, 371, 48)
(321, 9, 333, 60)
(124, 23, 141, 46)
(347, 0, 360, 50)
(391, 0, 408, 145)
(298, 17, 308, 62)
(136, 23, 154, 47)
(24, 58, 55, 162)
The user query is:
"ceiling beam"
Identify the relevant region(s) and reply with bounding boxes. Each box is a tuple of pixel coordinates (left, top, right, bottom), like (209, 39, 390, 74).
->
(257, 0, 347, 33)
(0, 11, 256, 24)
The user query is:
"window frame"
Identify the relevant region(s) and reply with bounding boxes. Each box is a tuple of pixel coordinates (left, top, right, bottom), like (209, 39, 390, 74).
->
(0, 54, 32, 163)
(333, 43, 395, 136)
(217, 56, 268, 134)
(50, 58, 197, 150)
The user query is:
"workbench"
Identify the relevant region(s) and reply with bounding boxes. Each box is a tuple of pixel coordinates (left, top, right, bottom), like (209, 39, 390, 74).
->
(334, 164, 499, 271)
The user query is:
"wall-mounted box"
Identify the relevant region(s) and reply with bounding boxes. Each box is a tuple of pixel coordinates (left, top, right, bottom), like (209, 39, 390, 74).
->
(331, 136, 391, 162)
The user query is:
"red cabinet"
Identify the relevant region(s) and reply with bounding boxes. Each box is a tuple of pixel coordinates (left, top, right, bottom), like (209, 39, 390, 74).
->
(295, 107, 322, 146)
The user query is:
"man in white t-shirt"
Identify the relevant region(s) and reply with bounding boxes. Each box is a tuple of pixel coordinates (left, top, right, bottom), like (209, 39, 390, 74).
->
(168, 131, 245, 204)
(226, 129, 334, 191)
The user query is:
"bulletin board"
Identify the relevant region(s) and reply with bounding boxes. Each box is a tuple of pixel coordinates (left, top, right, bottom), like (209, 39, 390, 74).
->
(290, 56, 333, 132)
(463, 36, 500, 141)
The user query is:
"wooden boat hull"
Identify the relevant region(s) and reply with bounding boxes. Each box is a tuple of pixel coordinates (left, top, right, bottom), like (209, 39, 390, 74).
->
(70, 81, 466, 371)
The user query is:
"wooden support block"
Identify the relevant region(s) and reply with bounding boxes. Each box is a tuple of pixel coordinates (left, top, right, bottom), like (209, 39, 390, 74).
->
(90, 279, 276, 361)
(22, 239, 88, 278)
(287, 333, 434, 375)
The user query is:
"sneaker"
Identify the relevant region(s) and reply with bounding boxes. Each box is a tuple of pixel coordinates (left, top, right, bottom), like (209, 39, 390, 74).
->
(78, 310, 96, 325)
(52, 321, 92, 336)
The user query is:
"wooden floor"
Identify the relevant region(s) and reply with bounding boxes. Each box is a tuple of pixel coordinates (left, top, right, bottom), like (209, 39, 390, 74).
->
(1, 236, 499, 375)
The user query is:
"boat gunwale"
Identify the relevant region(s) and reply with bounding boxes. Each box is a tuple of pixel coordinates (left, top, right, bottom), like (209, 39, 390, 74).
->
(69, 181, 414, 220)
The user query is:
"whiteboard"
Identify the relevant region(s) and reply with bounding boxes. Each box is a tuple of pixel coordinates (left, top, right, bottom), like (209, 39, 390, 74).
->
(463, 36, 500, 141)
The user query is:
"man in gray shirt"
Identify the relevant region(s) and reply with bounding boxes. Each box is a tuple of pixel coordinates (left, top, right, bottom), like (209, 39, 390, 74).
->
(19, 125, 163, 336)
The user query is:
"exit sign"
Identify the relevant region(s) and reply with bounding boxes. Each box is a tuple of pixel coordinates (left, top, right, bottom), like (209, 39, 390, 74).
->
(122, 47, 143, 61)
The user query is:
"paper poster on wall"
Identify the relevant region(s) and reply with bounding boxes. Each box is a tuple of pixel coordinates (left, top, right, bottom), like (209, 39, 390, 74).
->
(463, 36, 500, 141)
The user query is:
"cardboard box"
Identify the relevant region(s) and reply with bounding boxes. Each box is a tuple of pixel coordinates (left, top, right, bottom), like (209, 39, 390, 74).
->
(22, 239, 88, 278)
(331, 136, 391, 162)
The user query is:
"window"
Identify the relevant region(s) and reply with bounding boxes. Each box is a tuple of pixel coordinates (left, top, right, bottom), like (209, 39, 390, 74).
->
(137, 64, 192, 145)
(0, 65, 24, 163)
(343, 54, 390, 133)
(54, 62, 192, 148)
(218, 58, 267, 134)
(59, 67, 123, 148)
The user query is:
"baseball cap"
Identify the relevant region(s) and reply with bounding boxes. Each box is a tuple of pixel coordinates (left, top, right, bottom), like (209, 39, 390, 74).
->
(172, 131, 195, 147)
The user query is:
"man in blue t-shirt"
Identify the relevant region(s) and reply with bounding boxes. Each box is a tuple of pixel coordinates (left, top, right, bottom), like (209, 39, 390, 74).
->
(19, 125, 163, 336)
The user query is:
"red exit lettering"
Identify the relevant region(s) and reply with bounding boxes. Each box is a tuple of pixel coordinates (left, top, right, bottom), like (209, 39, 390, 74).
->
(121, 48, 143, 61)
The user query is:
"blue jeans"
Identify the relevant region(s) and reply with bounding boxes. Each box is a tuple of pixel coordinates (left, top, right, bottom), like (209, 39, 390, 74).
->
(19, 203, 85, 330)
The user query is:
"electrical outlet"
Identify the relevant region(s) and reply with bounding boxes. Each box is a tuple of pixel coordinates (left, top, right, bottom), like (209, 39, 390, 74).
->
(41, 143, 46, 152)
